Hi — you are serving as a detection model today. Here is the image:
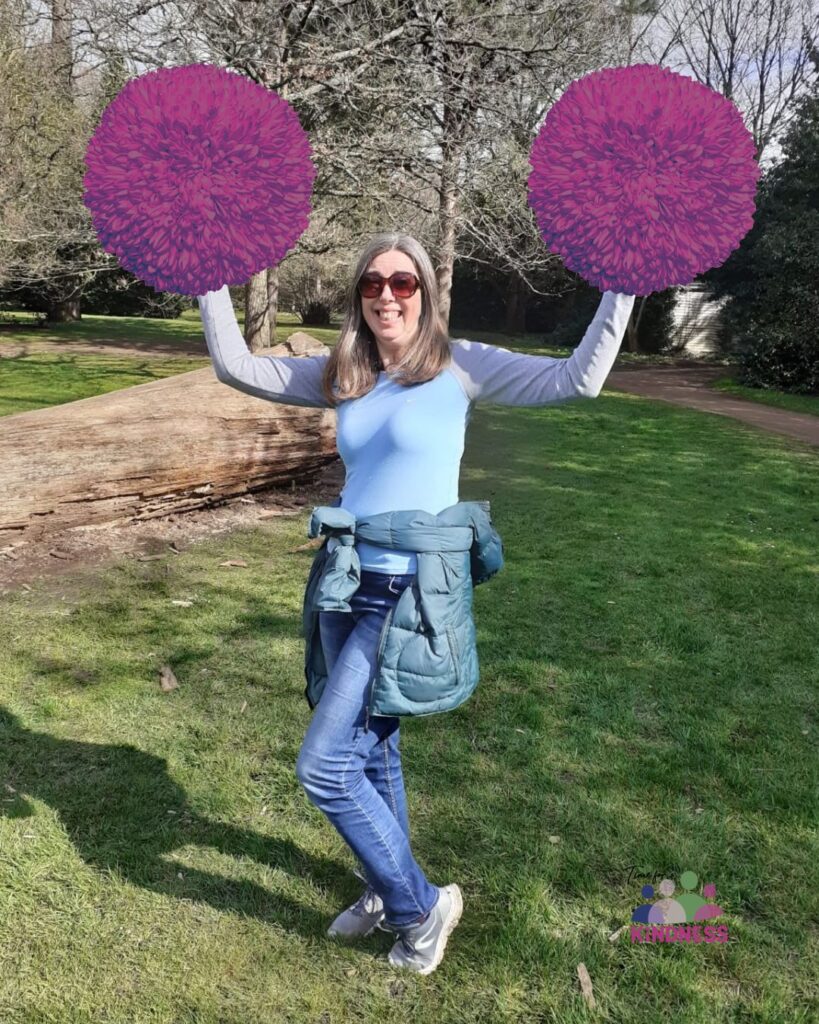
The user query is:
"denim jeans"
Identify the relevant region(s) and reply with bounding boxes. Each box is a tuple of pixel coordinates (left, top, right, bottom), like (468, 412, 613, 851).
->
(295, 569, 440, 928)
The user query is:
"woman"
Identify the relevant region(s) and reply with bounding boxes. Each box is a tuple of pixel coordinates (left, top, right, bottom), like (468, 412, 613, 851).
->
(198, 232, 635, 974)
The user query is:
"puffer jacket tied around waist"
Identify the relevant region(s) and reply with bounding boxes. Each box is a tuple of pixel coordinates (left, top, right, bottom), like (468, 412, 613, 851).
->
(301, 500, 504, 726)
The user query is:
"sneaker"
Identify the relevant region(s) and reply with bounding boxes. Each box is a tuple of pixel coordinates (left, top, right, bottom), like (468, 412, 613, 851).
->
(327, 883, 387, 940)
(386, 884, 463, 975)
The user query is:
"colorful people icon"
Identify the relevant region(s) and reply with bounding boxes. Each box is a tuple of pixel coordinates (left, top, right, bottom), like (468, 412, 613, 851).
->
(675, 870, 709, 922)
(647, 878, 687, 924)
(693, 882, 725, 922)
(631, 871, 725, 925)
(631, 883, 656, 922)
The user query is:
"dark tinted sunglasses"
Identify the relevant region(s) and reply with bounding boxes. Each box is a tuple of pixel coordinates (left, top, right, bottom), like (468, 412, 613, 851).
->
(357, 271, 420, 299)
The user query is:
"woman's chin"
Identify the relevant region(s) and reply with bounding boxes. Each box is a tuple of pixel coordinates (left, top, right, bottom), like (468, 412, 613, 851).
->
(372, 323, 404, 341)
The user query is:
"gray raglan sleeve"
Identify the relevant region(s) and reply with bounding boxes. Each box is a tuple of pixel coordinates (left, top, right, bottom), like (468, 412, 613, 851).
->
(197, 285, 332, 409)
(451, 291, 636, 406)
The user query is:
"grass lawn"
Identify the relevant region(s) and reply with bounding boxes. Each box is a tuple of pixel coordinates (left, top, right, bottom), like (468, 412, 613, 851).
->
(0, 353, 211, 417)
(2, 306, 817, 422)
(0, 306, 342, 347)
(0, 309, 339, 416)
(1, 389, 817, 1023)
(0, 309, 573, 418)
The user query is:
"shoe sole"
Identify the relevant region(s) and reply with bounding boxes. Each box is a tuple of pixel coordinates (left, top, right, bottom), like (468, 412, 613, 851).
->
(389, 884, 463, 976)
(327, 912, 387, 940)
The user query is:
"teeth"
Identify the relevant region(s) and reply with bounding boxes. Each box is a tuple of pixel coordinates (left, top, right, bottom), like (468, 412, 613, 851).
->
(378, 311, 400, 321)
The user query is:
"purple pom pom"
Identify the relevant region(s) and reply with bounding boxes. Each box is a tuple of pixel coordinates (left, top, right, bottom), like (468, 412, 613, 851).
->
(83, 63, 316, 295)
(527, 63, 761, 295)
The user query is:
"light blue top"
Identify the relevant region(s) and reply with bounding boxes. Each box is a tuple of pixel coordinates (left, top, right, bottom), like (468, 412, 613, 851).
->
(198, 286, 635, 573)
(333, 366, 470, 571)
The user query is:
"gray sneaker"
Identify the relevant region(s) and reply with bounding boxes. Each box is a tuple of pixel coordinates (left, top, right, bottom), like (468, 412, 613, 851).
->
(327, 881, 387, 940)
(386, 884, 463, 975)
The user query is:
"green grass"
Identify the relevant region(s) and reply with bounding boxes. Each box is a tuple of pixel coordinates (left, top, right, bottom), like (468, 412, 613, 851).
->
(0, 307, 343, 347)
(3, 306, 816, 424)
(0, 306, 210, 343)
(707, 375, 819, 418)
(0, 353, 211, 416)
(0, 309, 342, 416)
(1, 391, 817, 1023)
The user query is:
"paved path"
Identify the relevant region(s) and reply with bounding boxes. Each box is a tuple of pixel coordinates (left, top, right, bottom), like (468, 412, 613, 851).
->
(605, 365, 819, 448)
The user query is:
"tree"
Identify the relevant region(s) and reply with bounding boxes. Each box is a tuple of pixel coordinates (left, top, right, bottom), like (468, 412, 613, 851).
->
(11, 0, 813, 348)
(0, 2, 135, 321)
(701, 80, 819, 392)
(454, 1, 679, 349)
(641, 0, 818, 168)
(307, 0, 621, 327)
(278, 251, 348, 325)
(103, 1, 580, 339)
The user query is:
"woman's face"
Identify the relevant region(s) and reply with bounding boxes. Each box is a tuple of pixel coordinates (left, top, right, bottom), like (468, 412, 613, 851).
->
(359, 249, 423, 367)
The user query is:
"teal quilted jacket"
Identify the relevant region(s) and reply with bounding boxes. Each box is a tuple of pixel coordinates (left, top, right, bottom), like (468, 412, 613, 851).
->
(301, 499, 504, 729)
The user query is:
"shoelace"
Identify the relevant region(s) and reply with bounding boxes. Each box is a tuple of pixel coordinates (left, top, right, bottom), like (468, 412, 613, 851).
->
(351, 886, 383, 917)
(392, 910, 432, 954)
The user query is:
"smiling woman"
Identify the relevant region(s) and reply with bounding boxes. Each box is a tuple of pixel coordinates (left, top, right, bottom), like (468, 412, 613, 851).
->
(322, 232, 453, 401)
(357, 254, 423, 370)
(196, 228, 634, 974)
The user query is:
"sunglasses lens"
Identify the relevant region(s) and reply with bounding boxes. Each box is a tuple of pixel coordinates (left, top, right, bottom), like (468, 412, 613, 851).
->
(359, 273, 418, 298)
(359, 276, 380, 297)
(392, 274, 416, 297)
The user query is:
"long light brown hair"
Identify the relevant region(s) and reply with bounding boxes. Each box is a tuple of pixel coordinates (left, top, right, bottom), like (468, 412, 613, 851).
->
(321, 232, 452, 407)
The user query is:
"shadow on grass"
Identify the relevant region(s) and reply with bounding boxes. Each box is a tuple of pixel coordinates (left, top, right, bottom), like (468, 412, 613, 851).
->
(0, 704, 355, 936)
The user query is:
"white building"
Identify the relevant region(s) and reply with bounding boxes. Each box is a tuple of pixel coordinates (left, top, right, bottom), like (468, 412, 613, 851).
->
(670, 283, 728, 357)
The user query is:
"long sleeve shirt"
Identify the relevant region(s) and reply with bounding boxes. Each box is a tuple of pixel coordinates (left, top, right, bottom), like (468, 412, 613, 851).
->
(198, 286, 635, 573)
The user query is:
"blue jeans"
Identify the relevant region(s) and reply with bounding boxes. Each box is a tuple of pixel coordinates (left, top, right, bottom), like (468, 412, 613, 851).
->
(295, 569, 440, 928)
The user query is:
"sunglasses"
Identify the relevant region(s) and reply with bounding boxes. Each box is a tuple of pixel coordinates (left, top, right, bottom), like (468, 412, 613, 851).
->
(357, 271, 420, 299)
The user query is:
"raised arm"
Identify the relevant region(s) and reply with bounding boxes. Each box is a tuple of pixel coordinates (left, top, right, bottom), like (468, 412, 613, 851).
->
(451, 291, 636, 406)
(198, 285, 333, 409)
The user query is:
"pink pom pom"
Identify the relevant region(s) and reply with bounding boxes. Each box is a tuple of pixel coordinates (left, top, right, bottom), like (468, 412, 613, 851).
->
(527, 63, 761, 295)
(83, 63, 316, 296)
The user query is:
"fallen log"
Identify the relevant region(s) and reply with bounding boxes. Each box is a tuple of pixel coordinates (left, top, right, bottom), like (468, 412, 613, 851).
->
(0, 332, 338, 542)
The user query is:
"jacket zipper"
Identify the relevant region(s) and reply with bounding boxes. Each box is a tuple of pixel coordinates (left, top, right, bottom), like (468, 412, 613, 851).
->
(446, 623, 462, 687)
(367, 605, 394, 733)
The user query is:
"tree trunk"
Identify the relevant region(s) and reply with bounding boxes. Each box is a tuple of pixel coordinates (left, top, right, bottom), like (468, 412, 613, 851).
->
(624, 295, 648, 353)
(244, 269, 271, 352)
(249, 40, 285, 350)
(50, 0, 74, 97)
(0, 333, 337, 543)
(267, 264, 280, 345)
(436, 132, 461, 329)
(504, 272, 527, 335)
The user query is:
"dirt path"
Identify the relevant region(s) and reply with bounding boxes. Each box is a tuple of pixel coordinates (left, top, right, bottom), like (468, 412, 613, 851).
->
(605, 365, 819, 448)
(0, 338, 208, 359)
